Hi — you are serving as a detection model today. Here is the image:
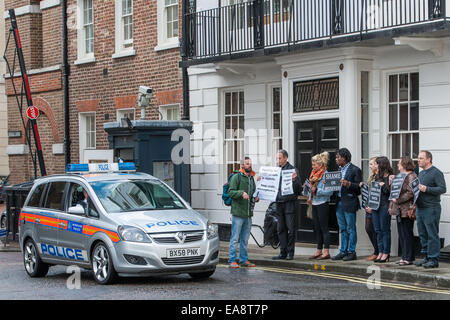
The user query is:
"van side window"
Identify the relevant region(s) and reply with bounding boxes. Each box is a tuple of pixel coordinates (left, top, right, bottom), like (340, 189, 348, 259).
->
(43, 182, 67, 211)
(27, 184, 46, 208)
(68, 183, 99, 218)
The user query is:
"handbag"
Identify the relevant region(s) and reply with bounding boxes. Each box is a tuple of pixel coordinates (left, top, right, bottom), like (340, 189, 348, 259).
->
(407, 204, 416, 221)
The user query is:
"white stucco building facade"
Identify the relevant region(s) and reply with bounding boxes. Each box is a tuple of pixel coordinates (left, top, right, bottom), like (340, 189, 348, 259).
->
(183, 0, 450, 256)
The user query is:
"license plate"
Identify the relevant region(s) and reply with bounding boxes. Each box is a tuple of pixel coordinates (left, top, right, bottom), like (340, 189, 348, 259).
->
(166, 248, 200, 258)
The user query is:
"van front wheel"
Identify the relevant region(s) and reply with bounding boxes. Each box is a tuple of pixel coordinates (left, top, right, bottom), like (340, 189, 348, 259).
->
(91, 242, 117, 285)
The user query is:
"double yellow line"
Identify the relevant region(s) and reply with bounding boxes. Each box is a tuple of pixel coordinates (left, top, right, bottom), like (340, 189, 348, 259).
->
(219, 264, 450, 295)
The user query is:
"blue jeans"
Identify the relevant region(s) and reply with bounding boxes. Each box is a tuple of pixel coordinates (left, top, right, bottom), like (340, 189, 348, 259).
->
(336, 202, 357, 254)
(228, 215, 252, 264)
(371, 206, 391, 255)
(416, 206, 441, 262)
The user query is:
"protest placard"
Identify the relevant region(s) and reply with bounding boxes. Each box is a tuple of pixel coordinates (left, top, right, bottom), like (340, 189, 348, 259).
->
(411, 177, 420, 204)
(254, 166, 281, 202)
(361, 183, 369, 208)
(281, 169, 295, 196)
(389, 173, 408, 200)
(302, 179, 311, 197)
(368, 181, 382, 210)
(323, 171, 342, 192)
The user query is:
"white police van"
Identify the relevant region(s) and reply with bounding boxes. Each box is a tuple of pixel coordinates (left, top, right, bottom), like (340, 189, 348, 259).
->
(19, 163, 219, 284)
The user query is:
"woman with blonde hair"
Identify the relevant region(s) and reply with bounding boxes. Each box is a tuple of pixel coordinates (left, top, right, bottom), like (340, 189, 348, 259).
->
(308, 151, 334, 260)
(359, 157, 379, 261)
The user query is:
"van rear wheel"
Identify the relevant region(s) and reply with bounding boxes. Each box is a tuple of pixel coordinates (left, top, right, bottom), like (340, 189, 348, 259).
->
(23, 239, 49, 277)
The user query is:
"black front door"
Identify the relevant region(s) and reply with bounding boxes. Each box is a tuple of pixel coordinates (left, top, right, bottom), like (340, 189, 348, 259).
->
(294, 119, 339, 245)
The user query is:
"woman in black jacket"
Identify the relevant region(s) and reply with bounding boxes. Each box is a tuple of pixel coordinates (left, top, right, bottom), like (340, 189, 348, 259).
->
(371, 156, 393, 263)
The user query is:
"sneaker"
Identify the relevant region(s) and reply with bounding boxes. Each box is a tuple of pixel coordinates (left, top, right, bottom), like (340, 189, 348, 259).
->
(229, 262, 240, 268)
(423, 260, 439, 269)
(240, 261, 256, 268)
(343, 252, 357, 261)
(414, 258, 429, 267)
(332, 252, 347, 261)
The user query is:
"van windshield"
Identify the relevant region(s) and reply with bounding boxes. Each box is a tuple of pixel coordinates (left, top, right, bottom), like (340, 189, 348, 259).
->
(90, 179, 186, 213)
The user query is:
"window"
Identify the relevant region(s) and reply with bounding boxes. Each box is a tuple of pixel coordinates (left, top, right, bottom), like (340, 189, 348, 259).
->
(159, 104, 180, 120)
(43, 182, 67, 211)
(361, 71, 370, 182)
(114, 0, 134, 57)
(165, 0, 179, 39)
(122, 0, 133, 48)
(75, 0, 95, 64)
(27, 184, 46, 208)
(117, 108, 135, 121)
(272, 86, 282, 154)
(388, 72, 419, 172)
(156, 0, 180, 51)
(224, 91, 245, 177)
(79, 113, 96, 162)
(67, 183, 99, 218)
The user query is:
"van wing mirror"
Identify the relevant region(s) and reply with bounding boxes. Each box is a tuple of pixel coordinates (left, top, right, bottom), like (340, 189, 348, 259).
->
(68, 204, 86, 216)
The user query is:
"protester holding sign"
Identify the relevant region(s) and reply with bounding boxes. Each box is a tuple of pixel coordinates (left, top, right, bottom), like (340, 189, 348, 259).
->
(272, 150, 301, 261)
(308, 152, 334, 260)
(332, 148, 362, 262)
(359, 157, 379, 262)
(370, 157, 393, 263)
(415, 151, 447, 269)
(388, 156, 418, 266)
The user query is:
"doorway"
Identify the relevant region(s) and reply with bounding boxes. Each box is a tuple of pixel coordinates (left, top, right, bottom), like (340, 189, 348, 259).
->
(294, 119, 339, 245)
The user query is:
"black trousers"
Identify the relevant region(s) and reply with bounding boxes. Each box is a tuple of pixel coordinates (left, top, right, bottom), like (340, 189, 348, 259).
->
(312, 203, 330, 250)
(365, 215, 379, 255)
(277, 202, 296, 257)
(397, 216, 415, 262)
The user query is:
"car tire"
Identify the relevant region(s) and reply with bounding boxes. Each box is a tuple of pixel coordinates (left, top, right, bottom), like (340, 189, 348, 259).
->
(189, 267, 216, 280)
(91, 242, 118, 285)
(23, 239, 49, 278)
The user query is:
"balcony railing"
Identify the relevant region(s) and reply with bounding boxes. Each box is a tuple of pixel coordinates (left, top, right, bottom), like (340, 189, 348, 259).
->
(183, 0, 448, 61)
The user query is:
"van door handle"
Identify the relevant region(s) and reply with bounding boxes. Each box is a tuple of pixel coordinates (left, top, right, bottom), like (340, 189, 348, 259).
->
(35, 218, 40, 223)
(58, 222, 66, 227)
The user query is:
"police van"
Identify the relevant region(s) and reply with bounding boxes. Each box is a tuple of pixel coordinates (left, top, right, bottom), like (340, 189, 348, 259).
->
(19, 163, 219, 284)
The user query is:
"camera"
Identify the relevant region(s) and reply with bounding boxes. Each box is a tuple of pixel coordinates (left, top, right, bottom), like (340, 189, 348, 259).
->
(139, 86, 153, 96)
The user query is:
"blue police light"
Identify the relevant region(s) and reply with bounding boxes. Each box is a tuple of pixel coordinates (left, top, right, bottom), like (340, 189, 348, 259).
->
(66, 163, 136, 173)
(66, 164, 89, 172)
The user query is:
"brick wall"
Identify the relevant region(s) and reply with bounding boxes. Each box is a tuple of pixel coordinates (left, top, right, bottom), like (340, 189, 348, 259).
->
(5, 0, 184, 183)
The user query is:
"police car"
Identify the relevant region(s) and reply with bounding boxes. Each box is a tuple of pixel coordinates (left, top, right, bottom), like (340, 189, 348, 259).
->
(19, 163, 219, 284)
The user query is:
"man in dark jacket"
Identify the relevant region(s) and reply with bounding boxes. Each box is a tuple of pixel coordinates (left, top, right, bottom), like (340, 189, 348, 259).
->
(332, 148, 362, 261)
(227, 157, 258, 268)
(272, 150, 302, 260)
(415, 150, 447, 269)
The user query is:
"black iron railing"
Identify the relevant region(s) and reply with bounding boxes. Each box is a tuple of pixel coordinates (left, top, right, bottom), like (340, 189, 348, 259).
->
(183, 0, 447, 60)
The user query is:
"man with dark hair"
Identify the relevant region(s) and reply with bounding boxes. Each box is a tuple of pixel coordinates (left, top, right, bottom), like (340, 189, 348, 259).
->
(415, 150, 447, 269)
(332, 148, 362, 261)
(227, 157, 259, 268)
(272, 149, 302, 261)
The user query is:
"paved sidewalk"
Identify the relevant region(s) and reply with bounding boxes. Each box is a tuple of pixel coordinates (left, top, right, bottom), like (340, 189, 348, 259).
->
(219, 241, 450, 289)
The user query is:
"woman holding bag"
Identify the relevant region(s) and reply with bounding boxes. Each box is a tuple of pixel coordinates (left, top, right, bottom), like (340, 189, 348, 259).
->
(388, 156, 418, 266)
(308, 152, 334, 260)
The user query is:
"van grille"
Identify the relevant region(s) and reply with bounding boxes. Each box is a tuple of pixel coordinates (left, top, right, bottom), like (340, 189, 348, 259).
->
(162, 255, 205, 266)
(151, 231, 205, 244)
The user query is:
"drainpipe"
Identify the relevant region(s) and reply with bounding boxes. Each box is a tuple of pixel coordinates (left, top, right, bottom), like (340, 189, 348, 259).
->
(62, 0, 71, 166)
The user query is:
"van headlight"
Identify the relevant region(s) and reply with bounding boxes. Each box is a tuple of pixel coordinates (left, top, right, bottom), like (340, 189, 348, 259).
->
(207, 221, 218, 239)
(118, 226, 152, 243)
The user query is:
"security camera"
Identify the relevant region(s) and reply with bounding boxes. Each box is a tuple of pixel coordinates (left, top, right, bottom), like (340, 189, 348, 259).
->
(139, 86, 153, 96)
(138, 86, 153, 119)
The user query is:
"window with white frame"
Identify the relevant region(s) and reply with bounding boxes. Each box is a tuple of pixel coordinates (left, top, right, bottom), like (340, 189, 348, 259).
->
(165, 0, 179, 39)
(271, 86, 282, 155)
(159, 104, 180, 121)
(388, 72, 419, 173)
(114, 0, 134, 57)
(156, 0, 180, 50)
(117, 108, 135, 121)
(76, 0, 94, 64)
(224, 91, 245, 177)
(361, 71, 370, 182)
(79, 113, 96, 154)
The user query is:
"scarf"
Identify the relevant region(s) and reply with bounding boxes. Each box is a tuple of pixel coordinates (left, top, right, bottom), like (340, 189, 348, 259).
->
(307, 167, 326, 207)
